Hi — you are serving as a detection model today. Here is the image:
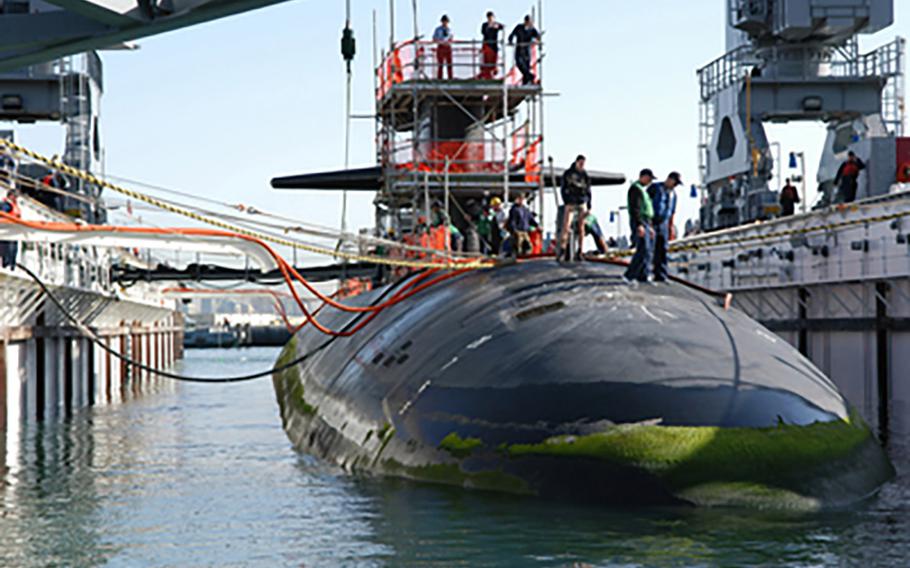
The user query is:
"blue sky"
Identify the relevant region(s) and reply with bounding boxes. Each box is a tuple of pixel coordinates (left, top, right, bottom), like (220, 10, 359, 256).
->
(11, 0, 910, 249)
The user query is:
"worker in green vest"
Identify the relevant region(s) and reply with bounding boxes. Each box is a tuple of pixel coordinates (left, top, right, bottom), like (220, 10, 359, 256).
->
(624, 168, 655, 283)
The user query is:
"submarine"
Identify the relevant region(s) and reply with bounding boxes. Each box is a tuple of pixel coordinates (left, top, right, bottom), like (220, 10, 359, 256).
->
(268, 9, 893, 509)
(271, 259, 893, 509)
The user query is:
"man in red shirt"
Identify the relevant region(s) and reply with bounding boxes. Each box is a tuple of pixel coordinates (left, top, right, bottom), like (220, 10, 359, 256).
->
(478, 11, 502, 79)
(835, 151, 866, 204)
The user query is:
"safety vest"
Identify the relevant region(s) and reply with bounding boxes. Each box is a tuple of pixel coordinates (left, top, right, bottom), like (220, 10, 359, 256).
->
(633, 182, 654, 220)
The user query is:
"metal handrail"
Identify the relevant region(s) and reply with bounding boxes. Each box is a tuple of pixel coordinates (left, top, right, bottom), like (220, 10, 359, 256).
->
(376, 39, 542, 99)
(698, 37, 905, 102)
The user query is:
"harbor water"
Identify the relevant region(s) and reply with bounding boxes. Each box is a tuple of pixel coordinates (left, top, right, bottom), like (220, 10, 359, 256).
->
(1, 347, 909, 567)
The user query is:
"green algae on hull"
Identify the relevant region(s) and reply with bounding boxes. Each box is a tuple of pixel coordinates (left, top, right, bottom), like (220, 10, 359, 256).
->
(506, 416, 874, 494)
(272, 337, 318, 417)
(438, 432, 483, 458)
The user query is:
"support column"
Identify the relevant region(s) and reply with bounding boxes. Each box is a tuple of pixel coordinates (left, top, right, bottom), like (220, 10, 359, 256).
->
(5, 342, 24, 429)
(120, 333, 128, 399)
(86, 338, 95, 407)
(63, 338, 73, 415)
(104, 338, 113, 405)
(45, 337, 60, 420)
(35, 318, 45, 422)
(876, 281, 890, 445)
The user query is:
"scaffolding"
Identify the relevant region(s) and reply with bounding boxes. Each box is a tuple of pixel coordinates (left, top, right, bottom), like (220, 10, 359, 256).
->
(374, 34, 544, 236)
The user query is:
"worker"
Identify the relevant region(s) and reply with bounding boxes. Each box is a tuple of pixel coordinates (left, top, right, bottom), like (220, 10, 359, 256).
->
(584, 214, 609, 256)
(0, 189, 21, 269)
(648, 171, 681, 282)
(834, 151, 866, 204)
(624, 168, 656, 283)
(433, 15, 454, 80)
(474, 203, 494, 254)
(508, 15, 540, 85)
(431, 200, 462, 252)
(490, 196, 506, 255)
(557, 155, 591, 261)
(0, 150, 14, 188)
(779, 178, 800, 216)
(479, 11, 503, 79)
(506, 193, 537, 258)
(38, 159, 66, 211)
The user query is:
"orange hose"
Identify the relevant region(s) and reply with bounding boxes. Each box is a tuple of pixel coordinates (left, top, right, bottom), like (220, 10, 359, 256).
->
(0, 214, 471, 337)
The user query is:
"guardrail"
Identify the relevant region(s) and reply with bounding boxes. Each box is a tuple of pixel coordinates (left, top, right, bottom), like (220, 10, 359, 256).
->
(377, 39, 541, 99)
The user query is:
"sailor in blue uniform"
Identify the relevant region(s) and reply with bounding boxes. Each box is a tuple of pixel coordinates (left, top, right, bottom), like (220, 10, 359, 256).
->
(647, 171, 681, 282)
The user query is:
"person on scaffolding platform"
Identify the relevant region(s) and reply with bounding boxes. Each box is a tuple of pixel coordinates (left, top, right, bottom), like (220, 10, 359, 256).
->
(478, 11, 503, 79)
(433, 14, 454, 80)
(557, 155, 591, 261)
(835, 151, 866, 204)
(508, 15, 540, 85)
(624, 169, 656, 283)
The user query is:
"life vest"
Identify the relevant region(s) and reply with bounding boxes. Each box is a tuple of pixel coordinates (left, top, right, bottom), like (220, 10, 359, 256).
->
(633, 182, 654, 220)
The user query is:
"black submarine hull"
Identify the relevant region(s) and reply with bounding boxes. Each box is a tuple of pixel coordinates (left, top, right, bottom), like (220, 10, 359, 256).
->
(273, 260, 893, 509)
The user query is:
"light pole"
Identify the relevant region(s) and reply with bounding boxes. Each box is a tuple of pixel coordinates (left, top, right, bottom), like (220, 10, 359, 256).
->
(790, 151, 808, 213)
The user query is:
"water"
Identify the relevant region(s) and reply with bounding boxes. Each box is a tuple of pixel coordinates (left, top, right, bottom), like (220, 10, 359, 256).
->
(1, 347, 909, 567)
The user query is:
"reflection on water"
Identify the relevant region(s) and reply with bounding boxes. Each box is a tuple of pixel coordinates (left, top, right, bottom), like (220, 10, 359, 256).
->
(0, 347, 908, 567)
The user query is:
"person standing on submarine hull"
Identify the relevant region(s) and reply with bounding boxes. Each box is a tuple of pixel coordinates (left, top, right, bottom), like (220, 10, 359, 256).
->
(558, 154, 591, 261)
(506, 193, 537, 258)
(648, 171, 680, 282)
(624, 169, 655, 283)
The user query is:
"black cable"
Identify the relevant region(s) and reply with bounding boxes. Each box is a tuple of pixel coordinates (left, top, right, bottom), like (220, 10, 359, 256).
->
(17, 264, 407, 383)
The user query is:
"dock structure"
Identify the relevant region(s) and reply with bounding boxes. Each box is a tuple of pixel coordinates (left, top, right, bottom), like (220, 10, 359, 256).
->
(0, 195, 184, 434)
(681, 0, 910, 440)
(673, 193, 910, 440)
(0, 41, 185, 435)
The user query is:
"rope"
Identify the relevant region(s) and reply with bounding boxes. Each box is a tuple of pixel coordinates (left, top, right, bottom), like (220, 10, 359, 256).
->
(0, 138, 492, 270)
(673, 206, 910, 253)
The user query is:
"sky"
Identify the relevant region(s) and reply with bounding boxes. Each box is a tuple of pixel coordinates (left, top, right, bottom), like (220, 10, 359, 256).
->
(9, 0, 910, 254)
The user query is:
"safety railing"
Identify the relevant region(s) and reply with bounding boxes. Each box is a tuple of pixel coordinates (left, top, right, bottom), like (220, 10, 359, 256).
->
(699, 37, 906, 101)
(377, 39, 541, 100)
(697, 45, 756, 102)
(382, 133, 542, 182)
(849, 36, 905, 80)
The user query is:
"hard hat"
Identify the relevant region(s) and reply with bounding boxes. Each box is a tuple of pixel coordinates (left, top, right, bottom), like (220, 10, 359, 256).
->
(490, 196, 502, 206)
